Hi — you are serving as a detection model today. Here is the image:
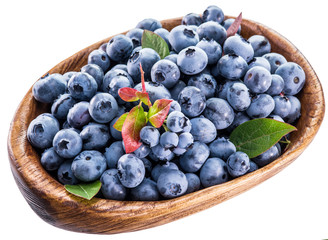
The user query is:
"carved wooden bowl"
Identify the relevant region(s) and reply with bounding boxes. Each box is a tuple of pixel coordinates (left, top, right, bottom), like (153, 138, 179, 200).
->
(7, 16, 325, 234)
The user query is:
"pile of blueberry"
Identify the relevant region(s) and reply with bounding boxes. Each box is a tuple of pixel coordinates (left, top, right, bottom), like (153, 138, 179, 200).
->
(27, 5, 304, 200)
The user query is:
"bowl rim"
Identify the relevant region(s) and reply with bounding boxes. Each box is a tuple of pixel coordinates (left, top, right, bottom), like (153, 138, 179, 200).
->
(7, 15, 325, 234)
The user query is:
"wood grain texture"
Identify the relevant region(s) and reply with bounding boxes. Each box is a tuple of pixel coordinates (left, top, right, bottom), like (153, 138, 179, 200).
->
(7, 16, 325, 234)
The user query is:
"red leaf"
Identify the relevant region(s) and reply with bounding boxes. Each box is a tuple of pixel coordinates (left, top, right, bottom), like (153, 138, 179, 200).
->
(148, 99, 173, 128)
(122, 105, 147, 153)
(139, 63, 146, 93)
(226, 12, 242, 38)
(113, 113, 128, 131)
(136, 91, 152, 107)
(118, 87, 139, 102)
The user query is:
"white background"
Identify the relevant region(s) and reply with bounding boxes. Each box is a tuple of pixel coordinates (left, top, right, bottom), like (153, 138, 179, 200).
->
(1, 0, 327, 239)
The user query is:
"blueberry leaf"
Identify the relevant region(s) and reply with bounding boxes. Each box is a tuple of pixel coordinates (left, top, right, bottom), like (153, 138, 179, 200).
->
(229, 118, 297, 158)
(122, 105, 147, 153)
(148, 99, 173, 128)
(136, 91, 152, 106)
(113, 112, 129, 131)
(226, 12, 242, 38)
(64, 180, 101, 200)
(118, 87, 139, 102)
(141, 30, 170, 59)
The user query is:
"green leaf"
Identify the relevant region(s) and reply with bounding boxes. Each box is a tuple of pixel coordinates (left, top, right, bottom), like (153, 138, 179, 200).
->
(122, 104, 147, 153)
(229, 118, 297, 158)
(136, 91, 152, 107)
(148, 99, 172, 128)
(113, 112, 128, 131)
(141, 30, 170, 59)
(64, 180, 101, 200)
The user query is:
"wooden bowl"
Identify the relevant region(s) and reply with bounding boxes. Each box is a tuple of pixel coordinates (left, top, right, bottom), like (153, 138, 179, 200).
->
(7, 16, 325, 234)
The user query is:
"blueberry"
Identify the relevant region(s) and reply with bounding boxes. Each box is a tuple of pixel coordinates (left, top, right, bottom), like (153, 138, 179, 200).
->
(127, 48, 160, 82)
(53, 128, 83, 158)
(111, 64, 128, 72)
(244, 66, 272, 93)
(168, 100, 181, 113)
(57, 159, 79, 185)
(89, 92, 118, 123)
(248, 35, 271, 57)
(126, 28, 144, 48)
(182, 13, 203, 26)
(177, 132, 194, 149)
(168, 25, 199, 53)
(107, 75, 133, 103)
(134, 81, 171, 105)
(164, 53, 178, 64)
(269, 114, 284, 122)
(151, 162, 179, 182)
(130, 178, 160, 201)
(32, 73, 66, 103)
(109, 116, 122, 140)
(190, 117, 217, 143)
(177, 46, 208, 75)
(151, 59, 180, 89)
(227, 82, 251, 111)
(81, 64, 104, 90)
(136, 18, 162, 31)
(204, 98, 235, 130)
(209, 137, 236, 160)
(67, 72, 97, 101)
(200, 157, 228, 187)
(140, 158, 153, 178)
(227, 151, 250, 178)
(150, 144, 174, 162)
(170, 80, 186, 101)
(284, 95, 301, 123)
(217, 54, 248, 80)
(222, 18, 241, 34)
(187, 73, 217, 99)
(100, 169, 127, 200)
(117, 154, 145, 188)
(88, 49, 110, 72)
(272, 95, 292, 118)
(102, 69, 134, 92)
(51, 94, 76, 120)
(106, 34, 134, 63)
(217, 80, 239, 100)
(179, 141, 210, 173)
(71, 150, 107, 182)
(166, 111, 191, 133)
(196, 38, 222, 65)
(276, 62, 306, 95)
(178, 86, 206, 117)
(265, 74, 284, 96)
(252, 144, 280, 167)
(139, 126, 160, 148)
(197, 21, 227, 45)
(185, 173, 201, 194)
(63, 71, 77, 83)
(247, 57, 271, 72)
(67, 101, 91, 128)
(223, 35, 254, 62)
(262, 52, 287, 74)
(104, 141, 124, 169)
(160, 132, 179, 149)
(246, 94, 275, 118)
(225, 111, 250, 133)
(40, 147, 64, 171)
(154, 28, 171, 49)
(133, 143, 151, 158)
(27, 113, 60, 149)
(80, 123, 110, 150)
(247, 161, 259, 173)
(202, 5, 225, 24)
(157, 169, 188, 198)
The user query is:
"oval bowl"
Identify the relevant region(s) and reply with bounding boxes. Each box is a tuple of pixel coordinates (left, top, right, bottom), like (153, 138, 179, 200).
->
(7, 16, 325, 234)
